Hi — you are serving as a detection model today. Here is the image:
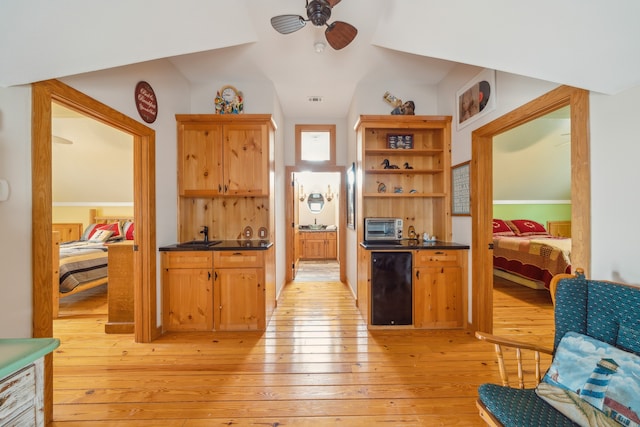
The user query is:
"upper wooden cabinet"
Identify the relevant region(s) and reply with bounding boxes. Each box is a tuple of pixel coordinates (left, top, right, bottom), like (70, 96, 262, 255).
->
(177, 115, 275, 197)
(355, 115, 452, 242)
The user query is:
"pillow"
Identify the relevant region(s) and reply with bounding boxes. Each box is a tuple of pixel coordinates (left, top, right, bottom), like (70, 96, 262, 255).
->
(88, 229, 113, 242)
(86, 222, 123, 240)
(81, 223, 103, 240)
(506, 219, 549, 236)
(123, 221, 135, 240)
(492, 219, 515, 236)
(536, 331, 640, 427)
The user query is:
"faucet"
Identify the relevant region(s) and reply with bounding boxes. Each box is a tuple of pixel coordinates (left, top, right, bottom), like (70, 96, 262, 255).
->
(200, 225, 209, 242)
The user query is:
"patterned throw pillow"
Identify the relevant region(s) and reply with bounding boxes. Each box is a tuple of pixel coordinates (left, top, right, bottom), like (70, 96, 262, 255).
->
(536, 331, 640, 427)
(492, 219, 515, 236)
(506, 219, 549, 236)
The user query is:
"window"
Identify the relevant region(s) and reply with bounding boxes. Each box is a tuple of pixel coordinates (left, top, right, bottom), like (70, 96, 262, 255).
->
(295, 124, 336, 165)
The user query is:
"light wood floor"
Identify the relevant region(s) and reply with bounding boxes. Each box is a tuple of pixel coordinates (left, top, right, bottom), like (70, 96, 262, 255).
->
(52, 276, 555, 426)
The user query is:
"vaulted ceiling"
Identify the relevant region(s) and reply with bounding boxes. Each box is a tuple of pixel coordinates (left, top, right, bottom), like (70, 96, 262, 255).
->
(2, 1, 639, 118)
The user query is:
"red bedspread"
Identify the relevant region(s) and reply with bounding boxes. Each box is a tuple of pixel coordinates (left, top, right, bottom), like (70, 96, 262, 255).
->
(493, 235, 571, 289)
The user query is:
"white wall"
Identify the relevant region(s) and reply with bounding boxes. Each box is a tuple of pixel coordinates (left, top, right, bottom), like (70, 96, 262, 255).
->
(590, 85, 640, 283)
(0, 85, 33, 337)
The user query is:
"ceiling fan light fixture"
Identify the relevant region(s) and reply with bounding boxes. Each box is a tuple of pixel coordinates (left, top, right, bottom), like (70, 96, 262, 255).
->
(314, 41, 326, 53)
(307, 0, 332, 26)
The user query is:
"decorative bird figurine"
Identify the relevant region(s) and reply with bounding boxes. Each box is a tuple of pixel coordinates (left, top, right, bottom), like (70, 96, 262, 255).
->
(403, 162, 413, 169)
(381, 159, 400, 169)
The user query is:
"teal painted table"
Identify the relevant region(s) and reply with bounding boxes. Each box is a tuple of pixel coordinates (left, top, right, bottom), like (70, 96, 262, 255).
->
(0, 338, 60, 426)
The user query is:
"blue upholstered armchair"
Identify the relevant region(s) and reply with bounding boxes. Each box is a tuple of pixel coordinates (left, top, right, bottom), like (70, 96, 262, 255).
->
(475, 269, 640, 426)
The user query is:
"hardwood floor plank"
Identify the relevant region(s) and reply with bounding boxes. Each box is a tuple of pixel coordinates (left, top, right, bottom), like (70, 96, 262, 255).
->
(51, 275, 553, 426)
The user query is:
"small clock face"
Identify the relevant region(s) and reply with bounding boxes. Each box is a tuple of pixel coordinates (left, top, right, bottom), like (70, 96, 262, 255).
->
(221, 86, 237, 103)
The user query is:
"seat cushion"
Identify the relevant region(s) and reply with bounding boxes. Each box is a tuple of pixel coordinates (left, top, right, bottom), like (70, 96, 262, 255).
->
(478, 384, 577, 426)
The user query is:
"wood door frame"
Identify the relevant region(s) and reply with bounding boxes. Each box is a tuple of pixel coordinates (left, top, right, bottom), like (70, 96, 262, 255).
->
(285, 166, 346, 284)
(33, 80, 158, 342)
(471, 85, 590, 333)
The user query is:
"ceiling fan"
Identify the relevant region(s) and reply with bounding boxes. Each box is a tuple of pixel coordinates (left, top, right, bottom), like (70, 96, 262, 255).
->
(270, 0, 358, 50)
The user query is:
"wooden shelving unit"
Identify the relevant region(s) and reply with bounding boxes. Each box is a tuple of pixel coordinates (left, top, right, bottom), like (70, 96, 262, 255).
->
(355, 115, 452, 241)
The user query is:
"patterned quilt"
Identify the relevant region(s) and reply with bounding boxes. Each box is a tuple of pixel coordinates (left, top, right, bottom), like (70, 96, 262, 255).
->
(493, 235, 571, 289)
(58, 241, 108, 293)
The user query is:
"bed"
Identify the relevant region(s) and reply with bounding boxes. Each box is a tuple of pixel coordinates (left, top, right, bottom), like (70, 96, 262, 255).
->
(492, 219, 571, 290)
(52, 208, 134, 318)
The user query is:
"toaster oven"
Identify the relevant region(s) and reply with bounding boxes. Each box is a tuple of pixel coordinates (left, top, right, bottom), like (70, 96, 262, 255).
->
(364, 218, 403, 241)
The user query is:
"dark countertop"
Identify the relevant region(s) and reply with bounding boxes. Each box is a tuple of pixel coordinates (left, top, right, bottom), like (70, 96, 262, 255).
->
(360, 240, 469, 250)
(160, 240, 273, 251)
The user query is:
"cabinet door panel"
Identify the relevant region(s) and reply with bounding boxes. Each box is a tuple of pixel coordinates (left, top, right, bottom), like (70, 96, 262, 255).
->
(163, 268, 213, 331)
(216, 268, 263, 330)
(179, 124, 224, 196)
(224, 124, 268, 196)
(414, 266, 463, 328)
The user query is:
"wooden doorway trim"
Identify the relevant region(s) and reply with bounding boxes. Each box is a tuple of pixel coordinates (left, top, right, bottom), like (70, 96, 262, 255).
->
(285, 165, 347, 284)
(32, 80, 157, 343)
(471, 85, 590, 333)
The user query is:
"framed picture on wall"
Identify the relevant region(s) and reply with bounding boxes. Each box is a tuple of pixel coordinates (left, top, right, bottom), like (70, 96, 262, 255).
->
(452, 161, 471, 216)
(456, 69, 496, 130)
(347, 163, 356, 229)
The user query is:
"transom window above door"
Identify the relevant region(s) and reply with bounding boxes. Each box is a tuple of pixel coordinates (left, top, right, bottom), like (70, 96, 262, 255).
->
(296, 124, 336, 165)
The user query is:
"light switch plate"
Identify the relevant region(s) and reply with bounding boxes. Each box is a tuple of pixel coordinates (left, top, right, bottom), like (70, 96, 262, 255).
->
(0, 179, 9, 201)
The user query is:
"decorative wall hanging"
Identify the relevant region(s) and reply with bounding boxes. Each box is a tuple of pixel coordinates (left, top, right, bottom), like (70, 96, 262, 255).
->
(452, 161, 471, 216)
(134, 81, 158, 123)
(456, 69, 496, 130)
(346, 163, 356, 229)
(214, 85, 244, 114)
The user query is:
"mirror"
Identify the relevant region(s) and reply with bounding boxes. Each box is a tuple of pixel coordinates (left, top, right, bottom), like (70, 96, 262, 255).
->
(307, 193, 325, 213)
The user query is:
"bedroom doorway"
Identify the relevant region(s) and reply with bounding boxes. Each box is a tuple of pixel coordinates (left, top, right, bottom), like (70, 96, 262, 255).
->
(32, 79, 157, 344)
(471, 85, 591, 333)
(52, 102, 134, 325)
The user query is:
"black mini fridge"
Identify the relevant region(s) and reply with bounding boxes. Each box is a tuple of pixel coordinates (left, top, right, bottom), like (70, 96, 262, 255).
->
(370, 252, 412, 325)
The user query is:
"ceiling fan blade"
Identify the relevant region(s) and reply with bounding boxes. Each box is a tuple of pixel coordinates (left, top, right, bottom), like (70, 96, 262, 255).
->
(325, 21, 357, 50)
(326, 0, 342, 7)
(271, 15, 307, 34)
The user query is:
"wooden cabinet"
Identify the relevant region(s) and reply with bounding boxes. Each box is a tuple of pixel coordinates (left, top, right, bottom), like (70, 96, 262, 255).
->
(105, 241, 134, 333)
(299, 231, 337, 260)
(177, 115, 271, 197)
(161, 249, 271, 332)
(355, 115, 452, 243)
(214, 251, 265, 331)
(0, 362, 42, 426)
(0, 339, 59, 427)
(326, 231, 337, 259)
(176, 114, 276, 243)
(162, 251, 214, 331)
(413, 249, 467, 329)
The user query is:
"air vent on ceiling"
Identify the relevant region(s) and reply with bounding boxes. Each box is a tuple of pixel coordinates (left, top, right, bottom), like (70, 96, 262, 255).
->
(308, 96, 323, 103)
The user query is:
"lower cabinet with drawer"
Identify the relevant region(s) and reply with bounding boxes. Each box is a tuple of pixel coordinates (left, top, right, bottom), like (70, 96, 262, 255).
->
(413, 249, 467, 329)
(161, 250, 267, 332)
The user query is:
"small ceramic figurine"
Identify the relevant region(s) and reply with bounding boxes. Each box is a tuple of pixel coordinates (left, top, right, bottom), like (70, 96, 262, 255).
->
(403, 162, 413, 169)
(383, 91, 416, 115)
(391, 101, 415, 115)
(381, 159, 400, 169)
